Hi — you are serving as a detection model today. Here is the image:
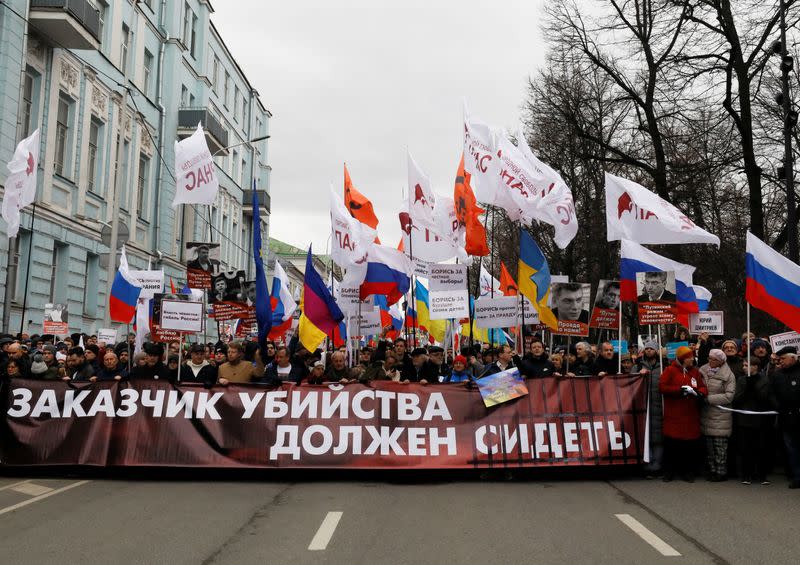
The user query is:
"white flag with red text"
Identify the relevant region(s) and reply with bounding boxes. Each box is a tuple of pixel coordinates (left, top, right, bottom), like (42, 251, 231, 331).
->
(605, 173, 719, 245)
(2, 129, 39, 238)
(330, 186, 374, 285)
(172, 123, 219, 206)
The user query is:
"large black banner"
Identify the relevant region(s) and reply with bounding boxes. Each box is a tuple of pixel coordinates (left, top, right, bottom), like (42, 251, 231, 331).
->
(1, 376, 647, 469)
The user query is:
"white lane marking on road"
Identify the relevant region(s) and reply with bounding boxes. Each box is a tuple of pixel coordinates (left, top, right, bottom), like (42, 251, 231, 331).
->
(0, 480, 32, 492)
(10, 482, 53, 497)
(308, 511, 343, 551)
(0, 480, 90, 517)
(615, 513, 681, 557)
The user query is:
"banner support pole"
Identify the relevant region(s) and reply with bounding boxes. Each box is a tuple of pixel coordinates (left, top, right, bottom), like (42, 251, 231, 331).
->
(126, 322, 132, 374)
(618, 302, 623, 374)
(657, 324, 663, 375)
(176, 331, 183, 382)
(746, 303, 751, 361)
(565, 336, 571, 374)
(17, 202, 36, 336)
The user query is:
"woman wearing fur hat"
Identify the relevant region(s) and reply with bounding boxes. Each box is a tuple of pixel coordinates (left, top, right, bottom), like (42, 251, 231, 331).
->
(659, 345, 708, 482)
(700, 349, 736, 481)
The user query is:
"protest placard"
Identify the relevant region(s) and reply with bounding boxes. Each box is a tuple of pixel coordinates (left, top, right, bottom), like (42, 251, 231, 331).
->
(160, 300, 204, 333)
(590, 280, 620, 330)
(475, 296, 519, 329)
(43, 303, 68, 335)
(688, 311, 724, 335)
(97, 328, 118, 345)
(770, 331, 800, 352)
(611, 340, 628, 354)
(128, 270, 164, 299)
(476, 367, 529, 408)
(347, 308, 382, 337)
(636, 271, 677, 324)
(666, 341, 689, 359)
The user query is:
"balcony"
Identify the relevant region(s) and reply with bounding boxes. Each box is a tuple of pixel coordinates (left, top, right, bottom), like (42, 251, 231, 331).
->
(242, 190, 271, 216)
(30, 0, 101, 50)
(177, 108, 229, 155)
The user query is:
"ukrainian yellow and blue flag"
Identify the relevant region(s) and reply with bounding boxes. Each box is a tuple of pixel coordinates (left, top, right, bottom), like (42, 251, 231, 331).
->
(518, 228, 558, 330)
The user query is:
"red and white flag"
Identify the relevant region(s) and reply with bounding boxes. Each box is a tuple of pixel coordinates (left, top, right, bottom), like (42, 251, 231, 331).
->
(172, 123, 218, 206)
(605, 173, 719, 246)
(402, 151, 462, 263)
(330, 186, 374, 285)
(2, 129, 39, 238)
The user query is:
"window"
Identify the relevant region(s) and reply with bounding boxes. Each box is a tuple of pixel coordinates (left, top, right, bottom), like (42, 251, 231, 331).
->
(21, 69, 36, 139)
(83, 253, 99, 316)
(120, 139, 130, 209)
(92, 1, 108, 48)
(183, 3, 197, 57)
(183, 2, 191, 46)
(190, 13, 198, 58)
(50, 242, 69, 303)
(137, 154, 149, 218)
(87, 119, 102, 194)
(143, 49, 153, 96)
(120, 24, 131, 74)
(54, 94, 72, 177)
(181, 85, 189, 107)
(234, 86, 240, 121)
(241, 157, 246, 186)
(232, 149, 239, 180)
(212, 56, 219, 93)
(224, 72, 230, 107)
(189, 93, 195, 107)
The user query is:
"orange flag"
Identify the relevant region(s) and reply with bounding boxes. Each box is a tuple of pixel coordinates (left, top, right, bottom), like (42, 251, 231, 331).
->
(499, 261, 518, 296)
(344, 164, 379, 229)
(454, 153, 489, 256)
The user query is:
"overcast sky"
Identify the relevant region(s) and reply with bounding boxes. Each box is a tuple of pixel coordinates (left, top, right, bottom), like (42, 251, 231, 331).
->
(211, 1, 546, 254)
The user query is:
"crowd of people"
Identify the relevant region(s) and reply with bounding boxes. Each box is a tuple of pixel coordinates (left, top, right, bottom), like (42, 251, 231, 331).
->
(0, 326, 798, 488)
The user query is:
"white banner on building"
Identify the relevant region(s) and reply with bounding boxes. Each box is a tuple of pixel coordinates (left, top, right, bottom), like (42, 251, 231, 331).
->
(159, 300, 204, 332)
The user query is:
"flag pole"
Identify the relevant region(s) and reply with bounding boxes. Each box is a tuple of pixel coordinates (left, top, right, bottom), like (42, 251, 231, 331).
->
(746, 303, 751, 360)
(126, 322, 132, 373)
(618, 301, 623, 374)
(466, 264, 474, 348)
(17, 202, 36, 336)
(489, 207, 495, 349)
(176, 332, 184, 382)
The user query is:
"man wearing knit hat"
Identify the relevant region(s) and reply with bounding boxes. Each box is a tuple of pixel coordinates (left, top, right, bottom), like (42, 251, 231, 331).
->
(659, 345, 708, 482)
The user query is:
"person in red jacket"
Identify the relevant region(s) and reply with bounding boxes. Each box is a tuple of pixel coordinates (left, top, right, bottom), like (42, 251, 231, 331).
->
(659, 345, 708, 482)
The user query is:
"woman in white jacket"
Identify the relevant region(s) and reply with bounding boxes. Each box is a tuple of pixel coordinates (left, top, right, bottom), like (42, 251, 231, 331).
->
(700, 349, 737, 481)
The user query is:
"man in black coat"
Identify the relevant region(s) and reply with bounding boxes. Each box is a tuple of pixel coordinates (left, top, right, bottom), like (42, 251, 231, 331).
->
(592, 342, 620, 376)
(771, 346, 800, 488)
(518, 339, 556, 378)
(130, 343, 172, 381)
(401, 348, 439, 383)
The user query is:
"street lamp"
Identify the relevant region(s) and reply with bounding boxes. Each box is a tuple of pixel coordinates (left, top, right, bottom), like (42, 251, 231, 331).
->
(213, 135, 270, 156)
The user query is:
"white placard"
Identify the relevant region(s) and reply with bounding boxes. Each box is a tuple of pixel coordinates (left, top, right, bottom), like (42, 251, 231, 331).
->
(428, 263, 467, 291)
(475, 296, 519, 329)
(412, 258, 430, 277)
(97, 328, 118, 345)
(337, 285, 361, 314)
(688, 311, 724, 335)
(519, 296, 540, 324)
(160, 300, 204, 332)
(770, 331, 800, 352)
(429, 289, 469, 320)
(347, 308, 382, 337)
(128, 270, 164, 299)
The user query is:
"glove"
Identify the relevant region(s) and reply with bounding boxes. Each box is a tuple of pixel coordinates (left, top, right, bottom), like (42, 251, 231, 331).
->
(681, 385, 697, 397)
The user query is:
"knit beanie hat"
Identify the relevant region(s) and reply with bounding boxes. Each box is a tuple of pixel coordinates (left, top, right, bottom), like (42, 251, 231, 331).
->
(453, 355, 467, 365)
(676, 346, 694, 361)
(708, 349, 726, 363)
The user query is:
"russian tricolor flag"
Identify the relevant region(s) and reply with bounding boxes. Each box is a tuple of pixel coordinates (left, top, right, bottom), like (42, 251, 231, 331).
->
(359, 244, 411, 305)
(620, 239, 701, 313)
(269, 260, 296, 341)
(109, 246, 142, 323)
(746, 232, 800, 332)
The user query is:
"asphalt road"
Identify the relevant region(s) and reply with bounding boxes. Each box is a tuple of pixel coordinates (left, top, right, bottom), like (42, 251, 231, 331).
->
(0, 469, 798, 564)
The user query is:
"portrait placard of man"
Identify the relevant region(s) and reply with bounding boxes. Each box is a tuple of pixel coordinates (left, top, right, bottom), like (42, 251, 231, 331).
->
(551, 282, 591, 324)
(636, 271, 676, 304)
(186, 242, 221, 273)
